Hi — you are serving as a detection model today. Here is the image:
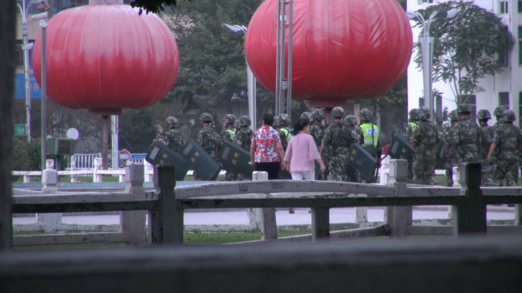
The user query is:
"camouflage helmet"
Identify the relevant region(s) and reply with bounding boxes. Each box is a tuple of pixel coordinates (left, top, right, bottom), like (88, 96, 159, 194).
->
(300, 112, 312, 122)
(343, 115, 358, 126)
(199, 113, 214, 123)
(273, 115, 281, 127)
(493, 105, 508, 117)
(165, 116, 178, 128)
(449, 110, 459, 122)
(456, 104, 471, 114)
(408, 108, 419, 121)
(238, 115, 251, 128)
(279, 113, 290, 127)
(332, 106, 345, 118)
(223, 114, 236, 124)
(417, 107, 431, 121)
(476, 109, 491, 120)
(500, 110, 516, 123)
(359, 108, 372, 121)
(311, 109, 325, 121)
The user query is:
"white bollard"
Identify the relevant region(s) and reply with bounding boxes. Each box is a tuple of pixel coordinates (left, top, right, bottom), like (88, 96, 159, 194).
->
(144, 161, 154, 182)
(247, 171, 277, 240)
(93, 157, 103, 183)
(39, 159, 62, 232)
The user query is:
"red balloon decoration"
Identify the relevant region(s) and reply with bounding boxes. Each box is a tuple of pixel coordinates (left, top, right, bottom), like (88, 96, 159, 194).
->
(33, 4, 179, 115)
(245, 0, 412, 104)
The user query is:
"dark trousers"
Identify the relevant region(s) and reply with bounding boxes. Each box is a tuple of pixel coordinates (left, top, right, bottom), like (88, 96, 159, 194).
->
(254, 162, 281, 180)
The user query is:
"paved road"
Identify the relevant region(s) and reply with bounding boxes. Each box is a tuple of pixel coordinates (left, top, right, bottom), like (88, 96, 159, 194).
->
(13, 207, 515, 226)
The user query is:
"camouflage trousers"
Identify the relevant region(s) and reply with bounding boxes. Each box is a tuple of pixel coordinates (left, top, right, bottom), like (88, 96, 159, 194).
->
(412, 154, 436, 185)
(481, 163, 495, 186)
(445, 165, 453, 187)
(492, 159, 519, 186)
(329, 154, 349, 182)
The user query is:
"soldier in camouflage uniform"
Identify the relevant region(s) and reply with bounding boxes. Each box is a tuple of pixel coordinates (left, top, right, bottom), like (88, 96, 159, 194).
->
(405, 108, 419, 141)
(451, 104, 482, 164)
(274, 115, 288, 151)
(477, 109, 494, 186)
(487, 110, 522, 186)
(343, 114, 364, 182)
(279, 113, 293, 143)
(234, 115, 253, 181)
(410, 107, 440, 185)
(300, 111, 313, 123)
(491, 105, 517, 186)
(310, 109, 328, 180)
(163, 116, 184, 152)
(196, 113, 223, 160)
(222, 114, 237, 181)
(443, 110, 459, 186)
(319, 107, 358, 181)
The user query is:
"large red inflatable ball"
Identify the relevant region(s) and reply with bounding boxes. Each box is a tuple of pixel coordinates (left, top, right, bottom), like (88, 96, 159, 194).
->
(32, 4, 179, 115)
(245, 0, 412, 103)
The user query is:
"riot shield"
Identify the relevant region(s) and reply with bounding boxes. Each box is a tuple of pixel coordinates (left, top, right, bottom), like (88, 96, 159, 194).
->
(389, 134, 415, 164)
(348, 144, 377, 182)
(146, 141, 190, 181)
(181, 138, 222, 181)
(218, 141, 254, 178)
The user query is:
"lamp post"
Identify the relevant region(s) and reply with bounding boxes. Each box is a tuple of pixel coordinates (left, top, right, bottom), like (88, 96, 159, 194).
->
(221, 23, 257, 129)
(33, 11, 48, 170)
(407, 9, 457, 121)
(16, 0, 45, 142)
(275, 0, 293, 120)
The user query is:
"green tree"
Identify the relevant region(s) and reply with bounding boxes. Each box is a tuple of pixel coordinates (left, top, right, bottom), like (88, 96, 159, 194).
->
(12, 138, 31, 171)
(412, 1, 514, 100)
(164, 0, 273, 116)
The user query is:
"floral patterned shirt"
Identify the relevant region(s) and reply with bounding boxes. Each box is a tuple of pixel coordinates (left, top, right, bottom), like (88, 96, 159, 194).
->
(253, 125, 281, 162)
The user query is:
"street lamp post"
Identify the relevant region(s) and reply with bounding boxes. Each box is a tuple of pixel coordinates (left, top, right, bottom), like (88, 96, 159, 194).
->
(33, 12, 48, 170)
(16, 0, 45, 142)
(275, 0, 294, 120)
(407, 9, 457, 122)
(221, 23, 257, 129)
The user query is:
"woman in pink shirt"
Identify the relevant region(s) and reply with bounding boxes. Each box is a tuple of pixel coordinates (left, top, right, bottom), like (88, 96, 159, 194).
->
(283, 118, 326, 180)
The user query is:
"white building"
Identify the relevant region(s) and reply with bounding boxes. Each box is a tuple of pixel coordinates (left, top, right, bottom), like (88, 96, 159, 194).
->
(407, 0, 522, 127)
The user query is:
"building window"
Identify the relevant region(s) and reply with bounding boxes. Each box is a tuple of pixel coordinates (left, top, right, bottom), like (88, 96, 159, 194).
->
(499, 92, 510, 106)
(498, 26, 510, 67)
(458, 95, 477, 121)
(500, 1, 509, 13)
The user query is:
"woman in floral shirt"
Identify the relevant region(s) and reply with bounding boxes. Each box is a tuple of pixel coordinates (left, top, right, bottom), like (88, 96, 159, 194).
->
(250, 113, 286, 179)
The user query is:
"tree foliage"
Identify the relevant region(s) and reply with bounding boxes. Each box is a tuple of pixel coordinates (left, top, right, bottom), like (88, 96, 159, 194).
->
(164, 0, 273, 116)
(413, 1, 514, 99)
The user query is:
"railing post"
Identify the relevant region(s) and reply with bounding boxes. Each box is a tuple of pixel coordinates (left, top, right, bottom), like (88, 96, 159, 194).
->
(247, 171, 277, 240)
(516, 205, 522, 226)
(385, 159, 410, 238)
(150, 165, 182, 244)
(93, 158, 103, 182)
(312, 207, 330, 241)
(452, 163, 486, 235)
(39, 159, 62, 232)
(121, 163, 146, 245)
(23, 175, 30, 183)
(70, 157, 78, 183)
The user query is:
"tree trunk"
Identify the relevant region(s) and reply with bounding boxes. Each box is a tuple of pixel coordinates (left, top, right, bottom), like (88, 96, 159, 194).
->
(0, 0, 16, 251)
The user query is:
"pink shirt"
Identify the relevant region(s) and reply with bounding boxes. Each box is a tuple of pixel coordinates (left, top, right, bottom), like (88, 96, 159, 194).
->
(283, 133, 321, 172)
